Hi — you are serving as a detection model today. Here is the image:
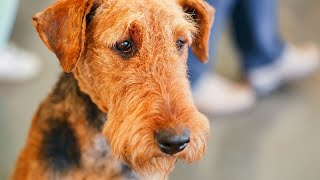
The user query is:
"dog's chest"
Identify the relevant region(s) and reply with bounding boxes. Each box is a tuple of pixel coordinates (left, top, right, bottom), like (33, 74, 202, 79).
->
(82, 134, 110, 168)
(81, 133, 138, 179)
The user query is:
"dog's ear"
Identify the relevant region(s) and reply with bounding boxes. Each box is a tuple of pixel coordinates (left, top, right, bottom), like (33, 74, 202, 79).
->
(32, 0, 100, 72)
(179, 0, 215, 63)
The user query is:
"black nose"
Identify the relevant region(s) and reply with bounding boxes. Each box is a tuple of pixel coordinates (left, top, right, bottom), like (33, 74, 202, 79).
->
(155, 129, 190, 155)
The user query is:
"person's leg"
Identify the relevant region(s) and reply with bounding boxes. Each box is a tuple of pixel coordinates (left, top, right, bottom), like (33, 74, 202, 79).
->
(231, 0, 285, 73)
(232, 0, 319, 95)
(188, 0, 236, 87)
(0, 0, 20, 49)
(189, 0, 256, 115)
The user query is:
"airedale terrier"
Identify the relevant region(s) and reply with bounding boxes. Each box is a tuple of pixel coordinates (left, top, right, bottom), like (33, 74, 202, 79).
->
(12, 0, 215, 179)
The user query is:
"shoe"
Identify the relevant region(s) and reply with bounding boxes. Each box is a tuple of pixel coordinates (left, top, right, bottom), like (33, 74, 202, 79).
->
(192, 73, 256, 115)
(248, 43, 320, 96)
(0, 44, 41, 82)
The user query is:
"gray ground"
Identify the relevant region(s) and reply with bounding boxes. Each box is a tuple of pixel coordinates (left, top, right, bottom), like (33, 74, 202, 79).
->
(1, 0, 320, 179)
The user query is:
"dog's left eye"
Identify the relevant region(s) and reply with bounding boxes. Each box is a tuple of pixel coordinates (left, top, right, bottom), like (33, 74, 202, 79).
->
(114, 40, 135, 58)
(176, 39, 186, 51)
(116, 41, 132, 53)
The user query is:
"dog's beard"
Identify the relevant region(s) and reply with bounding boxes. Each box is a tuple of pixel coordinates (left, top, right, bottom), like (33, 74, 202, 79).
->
(104, 119, 208, 177)
(103, 98, 210, 177)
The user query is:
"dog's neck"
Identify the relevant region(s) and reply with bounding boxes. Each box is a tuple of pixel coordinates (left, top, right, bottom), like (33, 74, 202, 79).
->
(39, 73, 138, 178)
(49, 72, 106, 130)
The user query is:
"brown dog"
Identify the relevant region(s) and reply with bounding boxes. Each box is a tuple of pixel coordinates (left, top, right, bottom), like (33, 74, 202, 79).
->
(12, 0, 215, 179)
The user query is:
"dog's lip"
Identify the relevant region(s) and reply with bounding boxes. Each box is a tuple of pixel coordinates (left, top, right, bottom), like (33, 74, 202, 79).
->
(151, 151, 180, 158)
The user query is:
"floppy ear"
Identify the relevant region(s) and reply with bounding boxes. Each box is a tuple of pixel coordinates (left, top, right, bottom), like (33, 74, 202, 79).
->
(32, 0, 100, 72)
(179, 0, 215, 63)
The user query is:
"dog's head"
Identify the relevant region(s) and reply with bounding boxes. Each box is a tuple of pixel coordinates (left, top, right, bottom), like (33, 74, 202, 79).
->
(33, 0, 214, 176)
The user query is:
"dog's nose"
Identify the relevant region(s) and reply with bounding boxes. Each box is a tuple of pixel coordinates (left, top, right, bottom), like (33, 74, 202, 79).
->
(155, 129, 190, 155)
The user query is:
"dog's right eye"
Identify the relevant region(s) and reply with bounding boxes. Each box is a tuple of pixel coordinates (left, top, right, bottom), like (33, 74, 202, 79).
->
(114, 40, 135, 59)
(176, 39, 186, 51)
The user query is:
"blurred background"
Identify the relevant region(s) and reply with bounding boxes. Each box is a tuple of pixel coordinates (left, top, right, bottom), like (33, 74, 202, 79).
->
(0, 0, 320, 179)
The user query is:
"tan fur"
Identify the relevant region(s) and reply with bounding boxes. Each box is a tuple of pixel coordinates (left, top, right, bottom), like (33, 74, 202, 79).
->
(13, 0, 215, 179)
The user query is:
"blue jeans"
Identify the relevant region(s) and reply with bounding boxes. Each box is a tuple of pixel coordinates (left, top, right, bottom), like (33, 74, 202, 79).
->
(188, 0, 285, 87)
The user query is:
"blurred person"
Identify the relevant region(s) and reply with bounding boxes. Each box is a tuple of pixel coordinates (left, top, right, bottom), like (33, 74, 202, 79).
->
(0, 0, 40, 82)
(189, 0, 320, 115)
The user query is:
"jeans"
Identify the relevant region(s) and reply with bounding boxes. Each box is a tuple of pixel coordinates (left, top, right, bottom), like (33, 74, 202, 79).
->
(0, 0, 20, 49)
(188, 0, 285, 87)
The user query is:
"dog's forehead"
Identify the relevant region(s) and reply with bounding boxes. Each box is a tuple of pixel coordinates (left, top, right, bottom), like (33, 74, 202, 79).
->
(101, 0, 181, 10)
(93, 0, 196, 45)
(99, 0, 186, 24)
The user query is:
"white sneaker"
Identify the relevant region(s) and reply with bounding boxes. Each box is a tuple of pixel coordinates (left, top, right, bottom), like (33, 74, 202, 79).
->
(248, 43, 320, 96)
(0, 44, 41, 82)
(192, 73, 256, 115)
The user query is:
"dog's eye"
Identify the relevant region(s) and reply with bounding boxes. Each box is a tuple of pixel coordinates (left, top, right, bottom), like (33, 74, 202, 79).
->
(116, 41, 132, 53)
(176, 39, 186, 51)
(114, 40, 135, 59)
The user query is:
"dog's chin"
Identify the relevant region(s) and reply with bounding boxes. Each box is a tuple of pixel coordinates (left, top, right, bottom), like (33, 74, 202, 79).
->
(134, 156, 178, 177)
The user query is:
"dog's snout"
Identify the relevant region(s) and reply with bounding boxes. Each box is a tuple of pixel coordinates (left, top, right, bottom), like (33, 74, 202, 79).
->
(155, 129, 190, 155)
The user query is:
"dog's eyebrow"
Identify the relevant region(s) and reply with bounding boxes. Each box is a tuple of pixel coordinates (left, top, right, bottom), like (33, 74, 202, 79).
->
(175, 21, 196, 36)
(92, 3, 197, 47)
(93, 11, 145, 47)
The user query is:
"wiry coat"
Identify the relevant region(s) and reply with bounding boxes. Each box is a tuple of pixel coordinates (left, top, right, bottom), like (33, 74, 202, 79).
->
(12, 0, 215, 179)
(13, 73, 135, 179)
